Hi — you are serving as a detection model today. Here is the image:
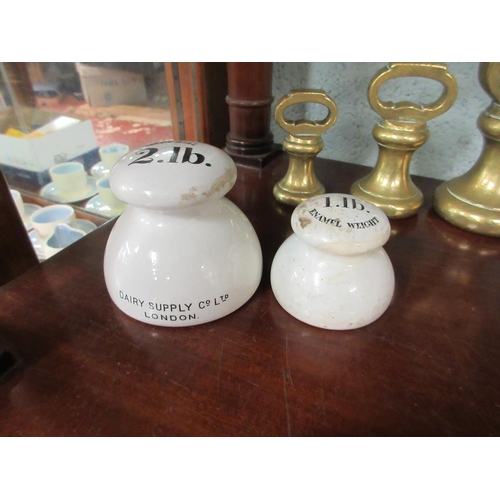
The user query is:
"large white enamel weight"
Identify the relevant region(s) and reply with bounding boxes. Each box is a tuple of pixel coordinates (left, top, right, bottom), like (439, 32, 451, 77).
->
(271, 193, 395, 330)
(103, 141, 262, 327)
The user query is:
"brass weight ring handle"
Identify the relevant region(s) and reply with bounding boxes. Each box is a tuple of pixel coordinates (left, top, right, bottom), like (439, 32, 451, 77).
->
(275, 89, 338, 136)
(368, 62, 458, 122)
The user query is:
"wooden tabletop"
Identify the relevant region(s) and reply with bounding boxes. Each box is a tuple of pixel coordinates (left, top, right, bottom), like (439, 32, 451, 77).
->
(1, 154, 499, 436)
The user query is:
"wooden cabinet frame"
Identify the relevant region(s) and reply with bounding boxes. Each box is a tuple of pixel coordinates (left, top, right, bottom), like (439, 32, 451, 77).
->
(165, 62, 282, 167)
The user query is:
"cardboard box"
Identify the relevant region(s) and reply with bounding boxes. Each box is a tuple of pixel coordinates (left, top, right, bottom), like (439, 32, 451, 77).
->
(0, 106, 99, 186)
(76, 63, 148, 107)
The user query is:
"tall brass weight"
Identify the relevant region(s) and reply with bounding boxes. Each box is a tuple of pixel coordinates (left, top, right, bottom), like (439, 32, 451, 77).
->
(434, 63, 500, 237)
(351, 63, 458, 218)
(273, 90, 338, 206)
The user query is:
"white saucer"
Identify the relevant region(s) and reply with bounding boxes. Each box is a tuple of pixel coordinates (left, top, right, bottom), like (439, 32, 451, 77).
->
(22, 203, 41, 231)
(40, 177, 98, 203)
(85, 194, 127, 218)
(90, 162, 110, 180)
(29, 219, 97, 261)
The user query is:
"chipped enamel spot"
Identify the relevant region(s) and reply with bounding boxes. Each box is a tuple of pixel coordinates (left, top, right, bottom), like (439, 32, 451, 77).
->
(291, 193, 391, 256)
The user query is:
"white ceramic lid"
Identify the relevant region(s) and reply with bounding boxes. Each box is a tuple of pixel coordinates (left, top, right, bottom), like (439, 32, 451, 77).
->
(109, 141, 237, 209)
(291, 193, 391, 255)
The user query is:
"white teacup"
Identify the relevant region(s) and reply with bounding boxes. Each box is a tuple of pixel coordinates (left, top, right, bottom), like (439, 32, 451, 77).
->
(50, 162, 88, 194)
(44, 223, 86, 259)
(30, 204, 76, 239)
(10, 189, 24, 218)
(97, 177, 127, 211)
(99, 143, 130, 172)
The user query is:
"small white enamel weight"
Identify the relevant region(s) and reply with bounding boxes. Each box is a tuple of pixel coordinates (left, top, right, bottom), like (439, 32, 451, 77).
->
(270, 193, 395, 330)
(103, 141, 263, 327)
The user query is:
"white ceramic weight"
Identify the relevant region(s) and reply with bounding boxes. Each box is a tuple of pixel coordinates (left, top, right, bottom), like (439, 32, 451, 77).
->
(270, 193, 395, 330)
(103, 140, 263, 327)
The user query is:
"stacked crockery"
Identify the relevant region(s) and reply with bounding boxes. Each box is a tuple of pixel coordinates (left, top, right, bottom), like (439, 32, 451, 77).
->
(41, 162, 97, 204)
(29, 204, 86, 260)
(86, 143, 130, 217)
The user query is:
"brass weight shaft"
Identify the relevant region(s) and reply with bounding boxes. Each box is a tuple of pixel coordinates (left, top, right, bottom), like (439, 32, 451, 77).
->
(352, 119, 428, 217)
(273, 135, 325, 205)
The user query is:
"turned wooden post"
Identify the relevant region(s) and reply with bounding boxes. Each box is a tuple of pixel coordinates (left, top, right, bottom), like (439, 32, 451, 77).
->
(225, 62, 281, 168)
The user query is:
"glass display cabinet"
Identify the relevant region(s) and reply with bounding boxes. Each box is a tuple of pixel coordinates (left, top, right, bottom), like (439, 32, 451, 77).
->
(0, 62, 173, 262)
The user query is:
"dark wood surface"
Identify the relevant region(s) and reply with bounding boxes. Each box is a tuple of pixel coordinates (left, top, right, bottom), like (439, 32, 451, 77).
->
(1, 154, 499, 436)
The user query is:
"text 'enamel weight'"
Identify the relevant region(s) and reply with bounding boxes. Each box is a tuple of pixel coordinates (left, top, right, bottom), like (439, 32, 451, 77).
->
(271, 193, 395, 330)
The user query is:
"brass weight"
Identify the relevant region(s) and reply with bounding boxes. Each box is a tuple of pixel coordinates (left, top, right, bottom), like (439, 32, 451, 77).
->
(433, 63, 500, 237)
(351, 63, 458, 218)
(273, 90, 338, 206)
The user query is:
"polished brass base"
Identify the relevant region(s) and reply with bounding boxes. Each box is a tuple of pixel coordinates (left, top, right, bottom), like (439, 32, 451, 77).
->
(351, 177, 423, 218)
(273, 135, 326, 206)
(273, 181, 325, 206)
(350, 119, 427, 218)
(434, 179, 500, 237)
(433, 64, 500, 238)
